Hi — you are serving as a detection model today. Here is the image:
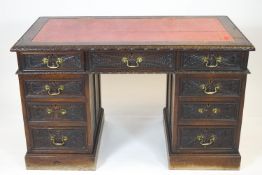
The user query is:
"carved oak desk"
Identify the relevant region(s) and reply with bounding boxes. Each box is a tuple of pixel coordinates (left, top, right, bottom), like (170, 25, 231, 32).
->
(11, 16, 255, 170)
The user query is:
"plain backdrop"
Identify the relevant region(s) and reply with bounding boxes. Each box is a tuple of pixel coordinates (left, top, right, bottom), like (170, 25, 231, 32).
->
(1, 0, 262, 175)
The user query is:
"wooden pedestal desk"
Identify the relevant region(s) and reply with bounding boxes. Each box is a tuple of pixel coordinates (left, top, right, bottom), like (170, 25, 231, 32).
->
(10, 16, 255, 170)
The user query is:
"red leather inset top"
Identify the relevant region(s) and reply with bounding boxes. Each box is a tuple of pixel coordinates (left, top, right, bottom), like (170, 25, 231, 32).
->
(32, 18, 233, 43)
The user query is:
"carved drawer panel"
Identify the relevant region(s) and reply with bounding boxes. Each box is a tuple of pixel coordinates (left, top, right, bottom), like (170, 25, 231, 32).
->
(24, 79, 84, 98)
(31, 127, 87, 152)
(180, 51, 247, 71)
(178, 127, 235, 151)
(181, 78, 241, 97)
(89, 51, 175, 72)
(27, 102, 86, 121)
(19, 52, 84, 71)
(180, 102, 239, 120)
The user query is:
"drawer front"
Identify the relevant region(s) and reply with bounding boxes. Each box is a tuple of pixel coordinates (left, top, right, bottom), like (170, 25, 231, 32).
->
(20, 52, 84, 71)
(31, 128, 87, 152)
(178, 127, 235, 150)
(181, 78, 241, 97)
(180, 102, 239, 120)
(89, 51, 175, 72)
(180, 51, 247, 71)
(27, 102, 86, 121)
(24, 79, 84, 97)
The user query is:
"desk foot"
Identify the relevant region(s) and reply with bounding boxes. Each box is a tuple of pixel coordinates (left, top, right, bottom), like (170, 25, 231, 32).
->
(25, 108, 105, 171)
(163, 108, 241, 170)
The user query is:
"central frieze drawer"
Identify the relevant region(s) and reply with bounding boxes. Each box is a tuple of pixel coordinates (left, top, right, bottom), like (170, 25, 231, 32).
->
(27, 102, 86, 121)
(89, 51, 175, 72)
(24, 79, 85, 98)
(180, 78, 241, 97)
(30, 127, 87, 153)
(178, 127, 235, 151)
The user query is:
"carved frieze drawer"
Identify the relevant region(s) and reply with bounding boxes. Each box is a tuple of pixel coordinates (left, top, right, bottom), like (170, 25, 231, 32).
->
(179, 51, 247, 71)
(30, 127, 87, 153)
(24, 79, 85, 98)
(27, 102, 86, 121)
(180, 78, 241, 97)
(180, 101, 239, 120)
(178, 127, 235, 151)
(18, 52, 84, 71)
(89, 51, 175, 72)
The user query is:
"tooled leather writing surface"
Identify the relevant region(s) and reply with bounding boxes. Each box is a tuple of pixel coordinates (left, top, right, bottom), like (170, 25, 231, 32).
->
(32, 18, 233, 43)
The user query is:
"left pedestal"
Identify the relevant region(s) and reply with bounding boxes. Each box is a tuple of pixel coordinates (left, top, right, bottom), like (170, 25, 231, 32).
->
(17, 60, 103, 170)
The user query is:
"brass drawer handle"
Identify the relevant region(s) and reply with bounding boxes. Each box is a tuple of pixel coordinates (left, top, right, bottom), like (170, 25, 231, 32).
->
(200, 83, 220, 95)
(44, 85, 64, 96)
(42, 57, 63, 69)
(196, 134, 216, 146)
(202, 56, 222, 68)
(50, 136, 68, 146)
(47, 108, 67, 115)
(198, 107, 220, 114)
(198, 108, 208, 114)
(121, 56, 143, 68)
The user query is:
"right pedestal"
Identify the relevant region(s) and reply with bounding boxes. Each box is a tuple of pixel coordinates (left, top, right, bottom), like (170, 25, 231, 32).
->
(164, 72, 247, 169)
